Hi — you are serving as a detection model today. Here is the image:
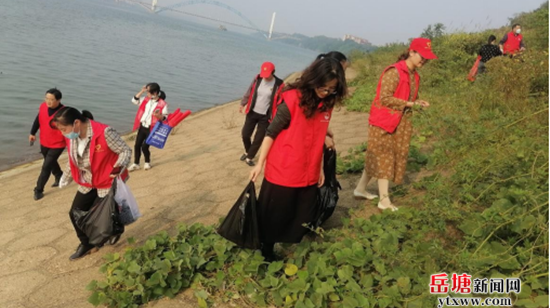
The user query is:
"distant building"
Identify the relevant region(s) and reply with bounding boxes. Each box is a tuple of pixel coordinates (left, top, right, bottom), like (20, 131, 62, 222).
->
(342, 34, 371, 45)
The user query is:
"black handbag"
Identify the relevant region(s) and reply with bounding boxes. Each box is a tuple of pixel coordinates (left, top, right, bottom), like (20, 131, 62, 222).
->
(217, 181, 261, 249)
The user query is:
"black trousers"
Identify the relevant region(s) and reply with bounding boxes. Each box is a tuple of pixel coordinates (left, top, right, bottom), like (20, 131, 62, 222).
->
(69, 189, 101, 246)
(134, 125, 151, 164)
(241, 111, 269, 160)
(257, 179, 319, 244)
(34, 145, 64, 193)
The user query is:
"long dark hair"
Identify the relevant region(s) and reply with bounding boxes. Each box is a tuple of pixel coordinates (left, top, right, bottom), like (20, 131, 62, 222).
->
(52, 107, 94, 126)
(159, 90, 166, 100)
(397, 49, 411, 61)
(488, 35, 496, 44)
(316, 51, 348, 63)
(286, 57, 347, 119)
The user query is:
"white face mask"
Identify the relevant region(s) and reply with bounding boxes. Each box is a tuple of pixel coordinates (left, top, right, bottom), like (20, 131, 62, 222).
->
(515, 28, 521, 34)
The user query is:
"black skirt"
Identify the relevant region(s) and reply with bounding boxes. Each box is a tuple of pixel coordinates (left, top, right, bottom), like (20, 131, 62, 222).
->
(257, 178, 319, 243)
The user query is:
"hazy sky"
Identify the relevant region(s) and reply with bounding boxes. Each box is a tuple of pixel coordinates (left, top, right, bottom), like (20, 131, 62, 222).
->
(155, 0, 546, 45)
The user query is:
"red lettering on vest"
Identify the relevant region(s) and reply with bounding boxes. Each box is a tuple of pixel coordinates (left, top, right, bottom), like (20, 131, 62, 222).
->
(368, 60, 420, 133)
(38, 102, 66, 149)
(265, 89, 332, 187)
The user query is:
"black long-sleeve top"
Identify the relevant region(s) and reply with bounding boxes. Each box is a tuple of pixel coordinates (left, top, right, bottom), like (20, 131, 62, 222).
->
(478, 44, 502, 63)
(266, 102, 291, 138)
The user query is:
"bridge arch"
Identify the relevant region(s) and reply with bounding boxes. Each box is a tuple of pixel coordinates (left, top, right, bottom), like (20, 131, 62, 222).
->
(155, 0, 267, 38)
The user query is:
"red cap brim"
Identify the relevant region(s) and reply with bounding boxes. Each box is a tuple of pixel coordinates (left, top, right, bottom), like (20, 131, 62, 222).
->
(417, 49, 438, 60)
(260, 70, 273, 78)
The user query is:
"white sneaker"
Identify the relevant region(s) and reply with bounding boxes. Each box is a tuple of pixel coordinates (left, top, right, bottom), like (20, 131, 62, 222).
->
(377, 202, 398, 212)
(128, 163, 140, 172)
(144, 163, 152, 170)
(353, 190, 378, 200)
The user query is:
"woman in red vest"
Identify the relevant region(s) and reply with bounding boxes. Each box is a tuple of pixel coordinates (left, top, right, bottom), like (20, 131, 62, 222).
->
(249, 57, 347, 261)
(354, 38, 436, 211)
(128, 82, 168, 171)
(54, 107, 132, 260)
(29, 88, 66, 200)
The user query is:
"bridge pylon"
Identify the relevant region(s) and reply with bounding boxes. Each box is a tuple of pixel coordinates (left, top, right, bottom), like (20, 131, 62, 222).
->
(268, 12, 276, 40)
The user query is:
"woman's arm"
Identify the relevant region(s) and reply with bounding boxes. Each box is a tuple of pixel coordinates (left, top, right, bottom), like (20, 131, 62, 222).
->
(249, 137, 274, 182)
(379, 68, 416, 110)
(104, 127, 132, 173)
(249, 102, 291, 182)
(132, 85, 147, 105)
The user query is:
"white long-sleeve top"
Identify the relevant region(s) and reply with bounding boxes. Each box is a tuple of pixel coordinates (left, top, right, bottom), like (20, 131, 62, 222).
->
(132, 96, 169, 128)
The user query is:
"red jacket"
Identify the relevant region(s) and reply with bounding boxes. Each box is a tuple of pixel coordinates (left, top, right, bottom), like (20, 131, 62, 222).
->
(242, 74, 284, 121)
(38, 102, 66, 149)
(133, 97, 167, 131)
(67, 120, 127, 189)
(265, 89, 332, 187)
(503, 32, 523, 54)
(368, 60, 420, 133)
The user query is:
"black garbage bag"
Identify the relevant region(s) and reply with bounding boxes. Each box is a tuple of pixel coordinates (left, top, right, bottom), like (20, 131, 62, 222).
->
(217, 181, 261, 249)
(73, 181, 124, 246)
(313, 148, 342, 228)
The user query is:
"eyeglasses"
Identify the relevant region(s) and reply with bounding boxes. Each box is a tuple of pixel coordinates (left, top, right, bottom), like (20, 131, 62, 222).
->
(317, 87, 337, 95)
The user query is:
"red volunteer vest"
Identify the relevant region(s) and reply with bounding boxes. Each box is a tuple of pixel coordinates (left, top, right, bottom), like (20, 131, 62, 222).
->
(38, 102, 66, 149)
(67, 120, 128, 189)
(503, 32, 523, 54)
(368, 60, 420, 133)
(265, 89, 332, 187)
(245, 74, 284, 121)
(133, 97, 167, 131)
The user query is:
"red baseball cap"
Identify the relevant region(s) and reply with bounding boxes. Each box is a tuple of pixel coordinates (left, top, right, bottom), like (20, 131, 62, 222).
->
(259, 62, 275, 78)
(409, 38, 438, 60)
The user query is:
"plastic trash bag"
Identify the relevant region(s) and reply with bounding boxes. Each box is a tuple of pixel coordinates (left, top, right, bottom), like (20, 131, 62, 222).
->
(217, 181, 261, 249)
(468, 55, 482, 82)
(114, 176, 141, 225)
(313, 148, 341, 228)
(72, 180, 124, 246)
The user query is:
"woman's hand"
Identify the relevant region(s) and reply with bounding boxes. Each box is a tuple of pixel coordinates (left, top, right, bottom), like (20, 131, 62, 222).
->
(141, 85, 147, 93)
(109, 167, 122, 179)
(325, 136, 335, 150)
(318, 169, 325, 187)
(29, 135, 36, 143)
(59, 175, 72, 188)
(416, 100, 430, 108)
(154, 110, 164, 120)
(249, 164, 263, 182)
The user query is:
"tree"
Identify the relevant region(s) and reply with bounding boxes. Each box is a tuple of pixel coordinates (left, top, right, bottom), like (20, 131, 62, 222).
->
(421, 23, 446, 40)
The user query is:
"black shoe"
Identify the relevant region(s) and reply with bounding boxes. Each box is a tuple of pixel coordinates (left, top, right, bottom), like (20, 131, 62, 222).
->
(69, 244, 95, 260)
(34, 191, 44, 201)
(240, 154, 247, 161)
(51, 175, 62, 187)
(108, 234, 122, 245)
(263, 252, 283, 262)
(245, 159, 255, 166)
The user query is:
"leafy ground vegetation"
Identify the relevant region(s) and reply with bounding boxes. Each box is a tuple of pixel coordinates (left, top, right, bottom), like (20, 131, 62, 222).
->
(88, 3, 548, 307)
